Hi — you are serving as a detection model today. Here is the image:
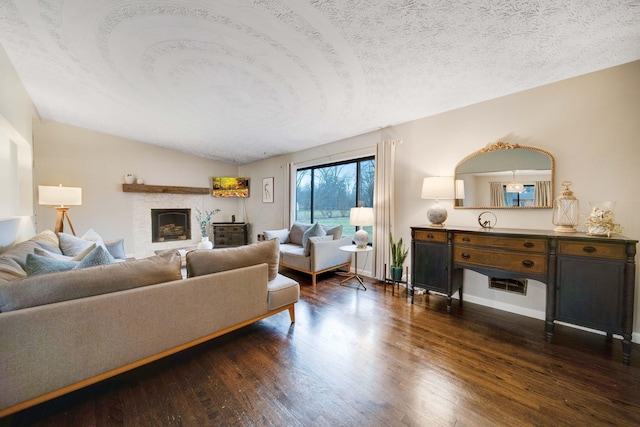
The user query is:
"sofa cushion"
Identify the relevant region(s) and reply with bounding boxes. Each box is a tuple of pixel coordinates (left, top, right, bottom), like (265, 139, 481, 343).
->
(0, 250, 181, 312)
(264, 229, 290, 244)
(302, 222, 326, 250)
(322, 224, 343, 240)
(305, 235, 334, 256)
(267, 274, 300, 311)
(289, 222, 312, 246)
(186, 238, 280, 281)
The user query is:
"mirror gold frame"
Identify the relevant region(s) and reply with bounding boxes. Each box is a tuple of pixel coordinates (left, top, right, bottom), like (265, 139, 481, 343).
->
(454, 142, 555, 209)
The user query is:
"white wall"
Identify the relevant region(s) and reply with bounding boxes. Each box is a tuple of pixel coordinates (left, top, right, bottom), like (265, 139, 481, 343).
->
(33, 120, 242, 255)
(0, 44, 38, 247)
(241, 61, 640, 339)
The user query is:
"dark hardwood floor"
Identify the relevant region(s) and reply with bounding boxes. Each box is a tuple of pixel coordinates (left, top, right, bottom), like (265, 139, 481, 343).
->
(3, 268, 640, 426)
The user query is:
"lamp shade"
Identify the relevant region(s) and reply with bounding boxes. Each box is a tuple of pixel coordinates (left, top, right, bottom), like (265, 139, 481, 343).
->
(38, 185, 82, 207)
(421, 177, 454, 200)
(349, 207, 374, 226)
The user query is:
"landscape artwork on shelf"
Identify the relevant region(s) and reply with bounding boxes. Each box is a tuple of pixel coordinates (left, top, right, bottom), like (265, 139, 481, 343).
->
(211, 177, 250, 198)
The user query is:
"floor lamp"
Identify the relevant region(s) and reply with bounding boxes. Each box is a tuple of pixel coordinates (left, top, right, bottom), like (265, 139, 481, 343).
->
(38, 185, 82, 235)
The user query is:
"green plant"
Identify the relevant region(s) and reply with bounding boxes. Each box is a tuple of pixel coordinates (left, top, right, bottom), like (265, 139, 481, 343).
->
(389, 232, 409, 268)
(195, 207, 221, 237)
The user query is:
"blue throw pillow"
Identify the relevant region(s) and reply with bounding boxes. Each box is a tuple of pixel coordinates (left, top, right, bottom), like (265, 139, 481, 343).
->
(75, 245, 116, 269)
(302, 222, 327, 250)
(25, 245, 116, 276)
(25, 253, 76, 276)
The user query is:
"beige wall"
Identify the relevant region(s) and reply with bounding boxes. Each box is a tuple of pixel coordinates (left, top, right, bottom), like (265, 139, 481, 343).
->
(0, 44, 38, 247)
(33, 120, 242, 255)
(241, 61, 640, 339)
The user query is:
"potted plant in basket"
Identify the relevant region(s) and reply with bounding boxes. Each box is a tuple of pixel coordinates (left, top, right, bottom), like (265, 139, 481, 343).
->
(195, 207, 221, 249)
(389, 232, 409, 281)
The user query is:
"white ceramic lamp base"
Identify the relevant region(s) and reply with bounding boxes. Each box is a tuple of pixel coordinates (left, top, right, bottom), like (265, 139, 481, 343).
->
(427, 202, 448, 227)
(354, 229, 370, 248)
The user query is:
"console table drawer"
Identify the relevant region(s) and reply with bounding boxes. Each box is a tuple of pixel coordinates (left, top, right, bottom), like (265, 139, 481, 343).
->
(453, 247, 548, 275)
(413, 230, 447, 243)
(454, 233, 547, 253)
(558, 241, 626, 260)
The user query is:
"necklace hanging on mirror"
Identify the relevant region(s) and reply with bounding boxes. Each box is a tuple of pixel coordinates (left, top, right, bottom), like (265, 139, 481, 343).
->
(478, 211, 497, 229)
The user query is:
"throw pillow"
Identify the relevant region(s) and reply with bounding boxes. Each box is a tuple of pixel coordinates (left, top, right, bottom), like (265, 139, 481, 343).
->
(75, 245, 116, 269)
(302, 222, 326, 250)
(0, 251, 182, 312)
(289, 222, 312, 246)
(264, 229, 290, 244)
(322, 224, 343, 240)
(104, 238, 126, 260)
(58, 232, 96, 256)
(30, 229, 62, 254)
(0, 257, 27, 284)
(26, 245, 114, 276)
(186, 238, 280, 281)
(305, 235, 334, 256)
(34, 243, 97, 262)
(25, 253, 76, 276)
(0, 240, 41, 270)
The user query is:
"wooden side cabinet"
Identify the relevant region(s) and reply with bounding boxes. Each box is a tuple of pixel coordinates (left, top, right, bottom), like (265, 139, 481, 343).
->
(555, 239, 636, 364)
(411, 228, 462, 312)
(211, 223, 248, 248)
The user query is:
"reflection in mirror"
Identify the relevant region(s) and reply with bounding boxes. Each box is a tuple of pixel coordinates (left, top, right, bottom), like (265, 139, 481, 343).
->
(454, 142, 554, 209)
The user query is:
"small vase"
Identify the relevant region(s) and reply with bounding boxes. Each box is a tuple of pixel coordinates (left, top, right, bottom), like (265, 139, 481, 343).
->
(125, 174, 135, 184)
(198, 236, 213, 250)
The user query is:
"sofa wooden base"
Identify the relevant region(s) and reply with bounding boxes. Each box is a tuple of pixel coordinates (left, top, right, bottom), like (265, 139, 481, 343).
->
(280, 262, 351, 287)
(0, 303, 296, 418)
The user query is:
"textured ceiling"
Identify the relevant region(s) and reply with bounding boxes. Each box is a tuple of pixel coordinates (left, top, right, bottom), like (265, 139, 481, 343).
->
(1, 1, 639, 165)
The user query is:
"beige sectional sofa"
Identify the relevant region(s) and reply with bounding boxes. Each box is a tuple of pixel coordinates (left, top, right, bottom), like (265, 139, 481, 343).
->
(264, 222, 353, 286)
(0, 234, 299, 417)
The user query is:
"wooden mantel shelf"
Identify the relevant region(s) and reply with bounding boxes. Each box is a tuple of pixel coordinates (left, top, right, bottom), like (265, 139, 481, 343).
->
(122, 184, 209, 195)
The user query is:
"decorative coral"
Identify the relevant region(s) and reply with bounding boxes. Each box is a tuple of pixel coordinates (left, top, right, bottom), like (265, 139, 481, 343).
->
(195, 207, 221, 238)
(585, 204, 622, 237)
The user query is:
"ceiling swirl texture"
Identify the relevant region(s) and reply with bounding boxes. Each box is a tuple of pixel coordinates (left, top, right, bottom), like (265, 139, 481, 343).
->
(1, 1, 639, 164)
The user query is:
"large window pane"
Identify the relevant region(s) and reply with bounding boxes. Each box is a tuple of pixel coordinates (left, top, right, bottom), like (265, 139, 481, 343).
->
(295, 156, 375, 242)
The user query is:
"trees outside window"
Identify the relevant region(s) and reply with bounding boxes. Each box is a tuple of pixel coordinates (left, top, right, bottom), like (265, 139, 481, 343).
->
(296, 157, 375, 239)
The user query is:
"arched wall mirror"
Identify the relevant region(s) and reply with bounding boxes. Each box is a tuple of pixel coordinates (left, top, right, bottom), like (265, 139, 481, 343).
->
(454, 142, 555, 209)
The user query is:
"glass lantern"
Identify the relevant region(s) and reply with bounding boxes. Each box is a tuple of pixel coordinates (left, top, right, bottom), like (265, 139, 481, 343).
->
(553, 181, 579, 233)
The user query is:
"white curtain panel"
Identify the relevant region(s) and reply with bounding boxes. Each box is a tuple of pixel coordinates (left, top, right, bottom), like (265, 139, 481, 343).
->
(490, 182, 505, 207)
(373, 139, 399, 280)
(535, 181, 552, 206)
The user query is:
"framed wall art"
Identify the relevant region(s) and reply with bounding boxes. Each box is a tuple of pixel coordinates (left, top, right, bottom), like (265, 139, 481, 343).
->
(262, 177, 274, 203)
(211, 177, 249, 198)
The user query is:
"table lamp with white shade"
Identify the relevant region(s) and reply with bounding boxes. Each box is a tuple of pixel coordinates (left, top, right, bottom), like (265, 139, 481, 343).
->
(38, 185, 82, 235)
(349, 207, 374, 248)
(421, 177, 454, 226)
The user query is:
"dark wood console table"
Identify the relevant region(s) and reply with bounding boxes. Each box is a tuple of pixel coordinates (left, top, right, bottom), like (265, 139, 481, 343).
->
(211, 223, 248, 248)
(411, 225, 637, 365)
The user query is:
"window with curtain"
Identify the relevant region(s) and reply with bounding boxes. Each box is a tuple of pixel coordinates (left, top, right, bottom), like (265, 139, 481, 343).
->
(295, 157, 375, 239)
